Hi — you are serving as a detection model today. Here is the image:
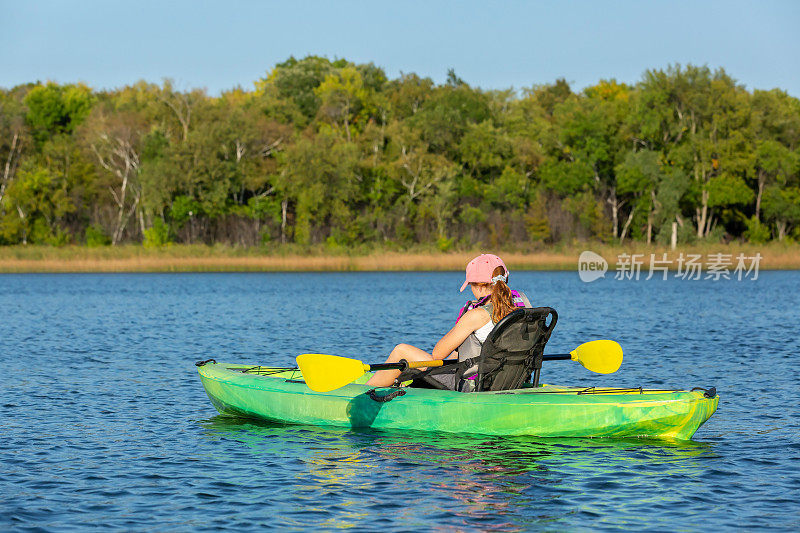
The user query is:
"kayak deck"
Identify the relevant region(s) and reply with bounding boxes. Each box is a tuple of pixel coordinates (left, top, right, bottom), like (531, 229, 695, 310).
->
(198, 363, 719, 440)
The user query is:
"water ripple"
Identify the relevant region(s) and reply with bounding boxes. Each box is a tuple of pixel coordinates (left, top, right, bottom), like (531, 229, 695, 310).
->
(1, 272, 799, 530)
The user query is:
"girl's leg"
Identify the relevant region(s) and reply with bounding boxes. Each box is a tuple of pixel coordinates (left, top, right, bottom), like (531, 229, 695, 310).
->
(365, 344, 434, 387)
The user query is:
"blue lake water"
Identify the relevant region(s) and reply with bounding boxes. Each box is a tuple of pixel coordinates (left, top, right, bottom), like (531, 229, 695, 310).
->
(1, 271, 799, 530)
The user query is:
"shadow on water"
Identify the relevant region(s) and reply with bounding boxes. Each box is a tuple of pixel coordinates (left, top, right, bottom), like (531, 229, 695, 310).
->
(344, 388, 397, 427)
(197, 415, 717, 529)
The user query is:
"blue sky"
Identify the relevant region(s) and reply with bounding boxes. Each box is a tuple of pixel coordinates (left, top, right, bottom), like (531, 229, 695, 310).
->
(1, 0, 798, 96)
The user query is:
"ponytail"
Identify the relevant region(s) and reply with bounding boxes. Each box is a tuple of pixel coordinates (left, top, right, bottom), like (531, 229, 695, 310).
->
(489, 266, 516, 323)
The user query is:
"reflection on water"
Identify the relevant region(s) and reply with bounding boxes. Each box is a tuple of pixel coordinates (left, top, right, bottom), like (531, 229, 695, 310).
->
(199, 415, 716, 530)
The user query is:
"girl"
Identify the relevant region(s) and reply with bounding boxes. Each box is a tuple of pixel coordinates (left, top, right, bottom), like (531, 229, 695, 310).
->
(365, 254, 530, 388)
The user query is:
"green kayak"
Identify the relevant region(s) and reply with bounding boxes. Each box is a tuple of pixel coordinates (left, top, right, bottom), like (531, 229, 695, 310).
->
(197, 362, 718, 440)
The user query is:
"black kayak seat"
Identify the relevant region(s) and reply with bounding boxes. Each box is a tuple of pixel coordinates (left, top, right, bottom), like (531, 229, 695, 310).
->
(398, 306, 558, 392)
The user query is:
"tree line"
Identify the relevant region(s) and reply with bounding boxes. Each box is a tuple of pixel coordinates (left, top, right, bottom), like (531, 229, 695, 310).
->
(1, 57, 799, 249)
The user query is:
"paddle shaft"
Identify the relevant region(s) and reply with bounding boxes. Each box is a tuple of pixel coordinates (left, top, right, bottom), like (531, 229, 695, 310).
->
(531, 354, 567, 386)
(543, 353, 572, 361)
(367, 359, 451, 372)
(368, 353, 572, 373)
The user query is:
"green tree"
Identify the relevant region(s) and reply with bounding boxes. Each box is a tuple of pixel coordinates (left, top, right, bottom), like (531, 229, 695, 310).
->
(484, 165, 529, 211)
(458, 120, 512, 182)
(616, 150, 691, 244)
(410, 82, 491, 155)
(0, 165, 74, 244)
(385, 73, 433, 120)
(1, 87, 31, 213)
(762, 184, 800, 241)
(155, 79, 206, 143)
(559, 80, 630, 238)
(24, 82, 94, 145)
(635, 65, 752, 239)
(256, 56, 335, 123)
(385, 123, 457, 238)
(760, 145, 800, 241)
(750, 89, 800, 222)
(315, 66, 367, 142)
(525, 78, 573, 118)
(277, 133, 360, 245)
(79, 106, 146, 244)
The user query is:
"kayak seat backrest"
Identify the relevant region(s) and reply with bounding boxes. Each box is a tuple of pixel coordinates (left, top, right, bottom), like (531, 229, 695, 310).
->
(394, 306, 558, 392)
(475, 307, 558, 392)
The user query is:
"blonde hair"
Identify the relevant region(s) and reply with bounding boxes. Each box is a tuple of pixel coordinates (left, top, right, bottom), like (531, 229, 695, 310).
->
(472, 266, 516, 323)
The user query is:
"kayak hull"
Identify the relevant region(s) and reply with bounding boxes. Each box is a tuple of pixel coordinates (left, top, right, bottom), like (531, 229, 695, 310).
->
(198, 363, 718, 440)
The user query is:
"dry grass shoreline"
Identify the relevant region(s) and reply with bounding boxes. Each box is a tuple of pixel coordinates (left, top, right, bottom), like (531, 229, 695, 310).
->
(0, 243, 798, 272)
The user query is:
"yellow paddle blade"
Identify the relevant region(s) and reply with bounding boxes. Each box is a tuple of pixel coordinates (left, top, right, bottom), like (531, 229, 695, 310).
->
(296, 353, 369, 392)
(569, 340, 623, 374)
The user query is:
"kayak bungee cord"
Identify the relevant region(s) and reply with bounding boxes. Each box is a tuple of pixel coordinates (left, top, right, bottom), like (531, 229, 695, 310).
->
(493, 387, 686, 395)
(239, 366, 300, 377)
(195, 360, 303, 378)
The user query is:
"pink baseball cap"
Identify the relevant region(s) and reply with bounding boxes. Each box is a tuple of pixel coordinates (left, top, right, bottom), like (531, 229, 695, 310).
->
(459, 254, 509, 292)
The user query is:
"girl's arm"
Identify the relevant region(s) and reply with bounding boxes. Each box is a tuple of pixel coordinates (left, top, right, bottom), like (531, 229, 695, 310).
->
(431, 308, 491, 360)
